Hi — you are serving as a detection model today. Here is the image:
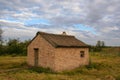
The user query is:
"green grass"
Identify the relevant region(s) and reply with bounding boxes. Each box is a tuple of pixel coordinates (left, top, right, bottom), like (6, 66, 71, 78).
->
(0, 47, 120, 80)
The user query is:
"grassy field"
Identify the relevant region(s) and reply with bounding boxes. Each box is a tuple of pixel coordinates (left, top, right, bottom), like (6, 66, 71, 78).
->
(0, 48, 120, 80)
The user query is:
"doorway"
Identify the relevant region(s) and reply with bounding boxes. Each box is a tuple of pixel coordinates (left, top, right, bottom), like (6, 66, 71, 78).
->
(34, 48, 39, 67)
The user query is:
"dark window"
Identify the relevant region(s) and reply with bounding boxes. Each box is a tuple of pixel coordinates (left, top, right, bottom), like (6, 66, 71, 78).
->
(80, 51, 85, 57)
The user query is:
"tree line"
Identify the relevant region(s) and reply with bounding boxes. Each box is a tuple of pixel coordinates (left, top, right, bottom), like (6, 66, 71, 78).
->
(0, 28, 30, 56)
(0, 27, 106, 56)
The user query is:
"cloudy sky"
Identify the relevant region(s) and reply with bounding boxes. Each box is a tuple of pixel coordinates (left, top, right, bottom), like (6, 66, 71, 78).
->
(0, 0, 120, 46)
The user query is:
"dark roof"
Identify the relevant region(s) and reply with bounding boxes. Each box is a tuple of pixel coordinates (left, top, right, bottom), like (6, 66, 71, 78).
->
(37, 32, 89, 48)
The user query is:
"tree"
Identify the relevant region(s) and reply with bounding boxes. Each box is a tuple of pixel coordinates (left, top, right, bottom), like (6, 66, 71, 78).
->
(96, 40, 105, 47)
(0, 28, 3, 45)
(101, 41, 105, 47)
(5, 38, 31, 55)
(94, 40, 105, 52)
(0, 27, 3, 54)
(7, 39, 20, 54)
(96, 40, 101, 47)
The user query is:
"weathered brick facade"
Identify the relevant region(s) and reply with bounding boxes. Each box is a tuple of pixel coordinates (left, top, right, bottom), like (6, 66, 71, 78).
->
(27, 34, 55, 70)
(27, 32, 89, 71)
(54, 48, 89, 71)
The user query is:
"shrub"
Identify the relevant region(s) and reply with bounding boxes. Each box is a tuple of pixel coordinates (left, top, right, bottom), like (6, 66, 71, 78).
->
(86, 62, 107, 70)
(28, 66, 54, 73)
(116, 75, 120, 80)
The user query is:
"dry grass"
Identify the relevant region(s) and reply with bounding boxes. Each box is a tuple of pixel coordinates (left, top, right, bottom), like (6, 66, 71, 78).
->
(0, 48, 120, 80)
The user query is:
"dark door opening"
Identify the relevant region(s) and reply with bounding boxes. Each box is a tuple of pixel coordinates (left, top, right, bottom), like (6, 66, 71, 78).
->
(34, 48, 39, 67)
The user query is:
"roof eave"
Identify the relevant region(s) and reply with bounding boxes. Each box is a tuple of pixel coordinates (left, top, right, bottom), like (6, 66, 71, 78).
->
(55, 45, 90, 48)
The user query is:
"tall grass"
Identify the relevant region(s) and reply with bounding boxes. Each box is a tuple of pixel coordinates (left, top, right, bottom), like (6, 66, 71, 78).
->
(0, 47, 120, 80)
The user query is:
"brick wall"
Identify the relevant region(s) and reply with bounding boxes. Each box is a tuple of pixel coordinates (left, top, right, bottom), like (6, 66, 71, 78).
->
(54, 48, 89, 71)
(27, 34, 55, 70)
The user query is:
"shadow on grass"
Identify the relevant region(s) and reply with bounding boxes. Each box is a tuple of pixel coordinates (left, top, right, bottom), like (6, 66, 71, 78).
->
(27, 66, 57, 74)
(116, 75, 120, 80)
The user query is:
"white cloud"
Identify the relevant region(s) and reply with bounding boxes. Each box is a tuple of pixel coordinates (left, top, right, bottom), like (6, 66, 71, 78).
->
(102, 26, 119, 33)
(12, 12, 38, 20)
(0, 0, 120, 46)
(0, 19, 41, 40)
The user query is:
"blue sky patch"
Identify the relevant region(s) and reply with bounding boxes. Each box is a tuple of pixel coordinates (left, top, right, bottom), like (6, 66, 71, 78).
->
(74, 24, 97, 34)
(5, 17, 20, 22)
(24, 18, 50, 25)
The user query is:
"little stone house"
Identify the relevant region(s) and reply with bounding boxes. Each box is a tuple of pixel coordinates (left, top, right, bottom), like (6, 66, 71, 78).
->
(27, 31, 89, 71)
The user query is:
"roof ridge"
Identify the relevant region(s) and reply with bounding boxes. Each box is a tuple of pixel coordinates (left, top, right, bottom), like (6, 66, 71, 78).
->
(37, 31, 74, 37)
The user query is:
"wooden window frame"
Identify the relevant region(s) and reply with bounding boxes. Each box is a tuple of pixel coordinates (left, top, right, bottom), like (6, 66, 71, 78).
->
(80, 51, 85, 58)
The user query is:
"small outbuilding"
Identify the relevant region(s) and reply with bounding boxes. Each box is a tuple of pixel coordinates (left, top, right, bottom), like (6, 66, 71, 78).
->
(27, 31, 89, 71)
